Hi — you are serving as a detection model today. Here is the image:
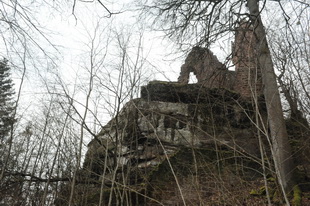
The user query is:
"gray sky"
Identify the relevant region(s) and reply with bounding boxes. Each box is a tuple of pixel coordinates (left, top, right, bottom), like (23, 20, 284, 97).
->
(1, 0, 308, 137)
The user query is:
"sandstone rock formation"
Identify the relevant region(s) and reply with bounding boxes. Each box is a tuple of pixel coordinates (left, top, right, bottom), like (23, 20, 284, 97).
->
(85, 84, 263, 176)
(55, 23, 270, 205)
(55, 80, 310, 205)
(55, 83, 268, 205)
(55, 22, 310, 206)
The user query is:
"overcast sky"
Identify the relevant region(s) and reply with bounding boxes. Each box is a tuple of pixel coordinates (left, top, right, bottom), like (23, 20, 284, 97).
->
(1, 0, 308, 132)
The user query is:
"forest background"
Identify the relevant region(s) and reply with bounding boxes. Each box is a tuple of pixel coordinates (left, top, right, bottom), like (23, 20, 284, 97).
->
(0, 0, 309, 205)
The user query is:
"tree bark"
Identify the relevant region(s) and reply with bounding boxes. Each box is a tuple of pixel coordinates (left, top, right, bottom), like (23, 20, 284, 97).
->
(246, 0, 295, 194)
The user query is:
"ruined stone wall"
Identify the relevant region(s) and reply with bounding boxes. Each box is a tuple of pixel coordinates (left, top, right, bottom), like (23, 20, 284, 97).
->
(232, 22, 263, 98)
(178, 22, 263, 99)
(178, 47, 233, 90)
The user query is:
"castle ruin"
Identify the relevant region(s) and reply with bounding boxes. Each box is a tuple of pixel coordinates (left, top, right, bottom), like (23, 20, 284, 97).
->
(178, 22, 263, 99)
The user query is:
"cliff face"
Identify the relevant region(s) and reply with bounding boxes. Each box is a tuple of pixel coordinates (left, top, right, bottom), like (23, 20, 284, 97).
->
(87, 83, 264, 171)
(56, 82, 275, 205)
(54, 81, 310, 205)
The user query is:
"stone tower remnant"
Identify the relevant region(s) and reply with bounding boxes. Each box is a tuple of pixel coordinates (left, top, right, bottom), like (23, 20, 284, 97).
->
(232, 21, 263, 98)
(177, 21, 263, 99)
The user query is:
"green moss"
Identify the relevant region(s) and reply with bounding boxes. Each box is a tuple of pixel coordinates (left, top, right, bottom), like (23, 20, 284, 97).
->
(250, 186, 272, 197)
(292, 185, 302, 206)
(271, 190, 281, 204)
(267, 177, 276, 182)
(250, 188, 265, 196)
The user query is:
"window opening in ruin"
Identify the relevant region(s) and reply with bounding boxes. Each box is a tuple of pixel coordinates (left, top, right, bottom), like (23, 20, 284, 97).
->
(188, 72, 198, 84)
(228, 63, 236, 71)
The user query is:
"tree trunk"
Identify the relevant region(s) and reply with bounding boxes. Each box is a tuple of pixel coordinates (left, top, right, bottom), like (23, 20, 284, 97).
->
(246, 0, 295, 194)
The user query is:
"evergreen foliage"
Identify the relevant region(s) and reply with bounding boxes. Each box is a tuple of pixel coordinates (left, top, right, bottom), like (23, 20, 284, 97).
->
(0, 58, 15, 140)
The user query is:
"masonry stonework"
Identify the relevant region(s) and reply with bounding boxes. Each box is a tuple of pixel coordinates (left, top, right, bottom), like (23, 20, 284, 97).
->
(178, 22, 263, 99)
(233, 21, 263, 98)
(178, 46, 233, 89)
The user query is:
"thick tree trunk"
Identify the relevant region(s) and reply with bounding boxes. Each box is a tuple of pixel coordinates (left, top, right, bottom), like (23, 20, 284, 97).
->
(246, 0, 295, 194)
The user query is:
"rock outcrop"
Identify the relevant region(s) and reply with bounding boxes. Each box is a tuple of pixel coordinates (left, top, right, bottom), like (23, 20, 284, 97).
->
(56, 82, 270, 205)
(88, 83, 263, 169)
(54, 79, 310, 206)
(91, 83, 264, 165)
(55, 21, 310, 206)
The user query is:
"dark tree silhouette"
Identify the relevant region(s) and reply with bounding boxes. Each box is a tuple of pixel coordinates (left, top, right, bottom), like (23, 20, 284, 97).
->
(0, 59, 15, 141)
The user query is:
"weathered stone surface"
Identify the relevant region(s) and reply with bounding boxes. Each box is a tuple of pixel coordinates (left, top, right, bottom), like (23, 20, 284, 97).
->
(55, 22, 310, 206)
(178, 47, 230, 89)
(177, 21, 263, 99)
(232, 21, 263, 98)
(56, 80, 310, 205)
(83, 83, 265, 186)
(141, 81, 240, 103)
(55, 22, 274, 205)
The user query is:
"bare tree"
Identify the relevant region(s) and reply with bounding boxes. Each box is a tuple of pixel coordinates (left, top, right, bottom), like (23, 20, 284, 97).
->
(0, 1, 129, 205)
(268, 5, 310, 123)
(139, 0, 310, 196)
(246, 0, 294, 197)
